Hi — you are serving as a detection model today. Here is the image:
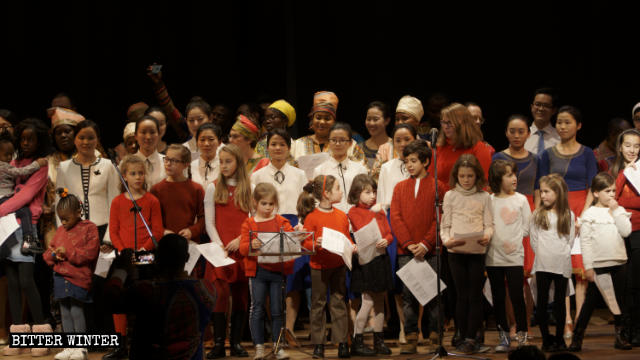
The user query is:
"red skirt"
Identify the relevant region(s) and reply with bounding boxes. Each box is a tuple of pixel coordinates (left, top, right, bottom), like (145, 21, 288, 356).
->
(523, 194, 535, 277)
(568, 189, 588, 279)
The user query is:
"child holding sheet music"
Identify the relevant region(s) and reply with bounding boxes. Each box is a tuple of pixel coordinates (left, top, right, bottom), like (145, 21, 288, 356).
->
(568, 172, 632, 351)
(347, 174, 393, 356)
(239, 183, 295, 360)
(441, 154, 493, 355)
(297, 174, 354, 359)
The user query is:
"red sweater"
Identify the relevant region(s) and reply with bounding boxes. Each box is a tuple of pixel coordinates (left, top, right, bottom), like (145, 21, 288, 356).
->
(390, 176, 445, 255)
(616, 171, 640, 231)
(43, 220, 100, 290)
(109, 192, 164, 251)
(432, 141, 492, 192)
(302, 207, 352, 270)
(150, 179, 205, 240)
(239, 215, 295, 277)
(347, 204, 393, 245)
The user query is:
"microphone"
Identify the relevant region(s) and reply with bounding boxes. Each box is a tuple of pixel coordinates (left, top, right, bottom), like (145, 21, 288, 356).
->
(429, 128, 439, 145)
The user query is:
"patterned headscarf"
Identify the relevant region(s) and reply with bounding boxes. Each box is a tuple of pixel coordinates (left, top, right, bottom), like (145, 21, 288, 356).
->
(231, 114, 260, 142)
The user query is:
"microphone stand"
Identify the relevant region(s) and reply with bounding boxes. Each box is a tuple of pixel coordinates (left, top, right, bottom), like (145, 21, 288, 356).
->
(107, 155, 158, 263)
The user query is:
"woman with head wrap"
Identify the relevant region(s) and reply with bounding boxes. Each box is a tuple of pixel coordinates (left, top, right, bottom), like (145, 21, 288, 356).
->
(229, 115, 265, 173)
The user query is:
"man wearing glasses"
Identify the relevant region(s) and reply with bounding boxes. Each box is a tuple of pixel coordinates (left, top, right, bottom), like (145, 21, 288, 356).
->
(524, 88, 559, 155)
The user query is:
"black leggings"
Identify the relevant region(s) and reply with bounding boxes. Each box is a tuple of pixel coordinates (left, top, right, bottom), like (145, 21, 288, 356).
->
(3, 260, 44, 324)
(626, 231, 640, 326)
(575, 265, 626, 330)
(486, 266, 527, 332)
(535, 272, 567, 340)
(448, 253, 485, 340)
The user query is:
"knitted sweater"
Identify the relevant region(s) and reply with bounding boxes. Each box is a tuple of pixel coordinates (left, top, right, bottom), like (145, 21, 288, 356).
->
(239, 215, 295, 277)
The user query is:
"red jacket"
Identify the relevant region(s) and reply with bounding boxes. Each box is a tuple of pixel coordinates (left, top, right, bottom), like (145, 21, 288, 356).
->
(239, 215, 295, 277)
(44, 220, 100, 290)
(347, 204, 393, 246)
(302, 208, 352, 270)
(616, 170, 640, 231)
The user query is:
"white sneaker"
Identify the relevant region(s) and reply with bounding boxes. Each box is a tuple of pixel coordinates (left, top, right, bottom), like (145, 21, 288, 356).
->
(69, 348, 88, 360)
(275, 348, 290, 359)
(254, 344, 265, 360)
(54, 348, 74, 360)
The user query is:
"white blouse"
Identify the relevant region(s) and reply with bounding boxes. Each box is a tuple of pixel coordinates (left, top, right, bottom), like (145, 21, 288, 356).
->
(377, 158, 409, 210)
(530, 210, 576, 278)
(251, 162, 307, 216)
(312, 157, 368, 213)
(486, 193, 532, 267)
(183, 137, 199, 161)
(134, 150, 166, 189)
(191, 156, 220, 189)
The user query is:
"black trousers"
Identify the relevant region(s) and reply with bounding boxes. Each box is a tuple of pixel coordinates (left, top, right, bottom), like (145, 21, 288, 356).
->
(575, 265, 626, 330)
(626, 231, 640, 327)
(448, 253, 485, 340)
(535, 271, 567, 340)
(2, 260, 44, 324)
(486, 266, 527, 332)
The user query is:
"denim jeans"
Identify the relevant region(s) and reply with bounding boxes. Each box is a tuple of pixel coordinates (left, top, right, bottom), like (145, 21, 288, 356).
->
(249, 266, 285, 344)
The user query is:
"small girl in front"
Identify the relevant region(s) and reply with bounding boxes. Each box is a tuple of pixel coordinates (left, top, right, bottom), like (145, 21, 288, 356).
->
(530, 174, 575, 353)
(239, 183, 295, 360)
(441, 154, 493, 355)
(298, 175, 354, 359)
(347, 174, 393, 356)
(568, 172, 632, 351)
(45, 189, 100, 360)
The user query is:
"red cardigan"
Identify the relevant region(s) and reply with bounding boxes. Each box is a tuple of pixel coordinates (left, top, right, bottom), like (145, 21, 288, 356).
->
(432, 141, 492, 192)
(150, 179, 205, 240)
(390, 176, 445, 255)
(239, 215, 295, 277)
(347, 204, 393, 245)
(302, 207, 352, 270)
(616, 170, 640, 231)
(109, 192, 164, 252)
(43, 220, 100, 290)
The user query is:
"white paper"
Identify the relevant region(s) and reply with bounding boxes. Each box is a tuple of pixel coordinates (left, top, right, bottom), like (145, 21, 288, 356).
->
(452, 231, 486, 254)
(196, 243, 236, 267)
(483, 278, 493, 306)
(528, 276, 575, 306)
(570, 235, 581, 255)
(94, 250, 116, 278)
(256, 232, 301, 264)
(297, 152, 330, 180)
(0, 213, 19, 248)
(353, 219, 382, 265)
(184, 242, 201, 274)
(396, 258, 447, 306)
(623, 159, 640, 192)
(321, 227, 354, 270)
(595, 273, 621, 315)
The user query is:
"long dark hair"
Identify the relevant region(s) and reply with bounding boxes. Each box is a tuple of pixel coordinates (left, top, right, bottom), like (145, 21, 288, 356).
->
(14, 118, 52, 159)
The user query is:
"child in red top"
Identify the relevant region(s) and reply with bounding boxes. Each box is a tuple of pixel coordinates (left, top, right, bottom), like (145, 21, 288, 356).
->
(239, 183, 295, 359)
(44, 189, 99, 359)
(297, 174, 354, 358)
(109, 155, 164, 252)
(203, 144, 252, 358)
(347, 174, 394, 356)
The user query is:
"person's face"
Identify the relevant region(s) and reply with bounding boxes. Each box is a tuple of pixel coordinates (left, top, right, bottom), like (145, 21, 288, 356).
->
(594, 184, 616, 207)
(457, 166, 477, 190)
(505, 119, 530, 149)
(196, 129, 219, 159)
(211, 105, 229, 127)
(620, 134, 640, 164)
(53, 125, 75, 153)
(440, 116, 456, 140)
(58, 207, 82, 230)
(228, 129, 252, 150)
(365, 107, 389, 137)
(539, 182, 558, 208)
(74, 127, 98, 157)
(267, 134, 289, 162)
(500, 167, 518, 194)
(148, 111, 167, 139)
(124, 164, 146, 192)
(255, 196, 276, 218)
(555, 112, 581, 141)
(395, 112, 419, 129)
(186, 108, 209, 136)
(0, 117, 13, 136)
(263, 108, 287, 132)
(124, 136, 138, 154)
(467, 105, 484, 126)
(219, 150, 238, 178)
(393, 128, 416, 159)
(530, 94, 556, 126)
(325, 180, 343, 204)
(404, 153, 428, 177)
(0, 142, 14, 163)
(359, 185, 376, 206)
(163, 148, 187, 177)
(135, 120, 159, 153)
(20, 128, 38, 158)
(328, 129, 350, 159)
(310, 112, 335, 138)
(51, 95, 73, 110)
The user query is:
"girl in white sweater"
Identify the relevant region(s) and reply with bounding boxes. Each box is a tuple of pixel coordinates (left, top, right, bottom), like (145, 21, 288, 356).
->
(568, 172, 632, 351)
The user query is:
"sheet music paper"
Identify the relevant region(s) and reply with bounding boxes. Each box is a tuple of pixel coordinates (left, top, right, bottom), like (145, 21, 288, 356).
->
(297, 153, 330, 180)
(321, 227, 354, 270)
(353, 219, 382, 265)
(197, 243, 236, 267)
(452, 231, 486, 253)
(184, 242, 201, 274)
(623, 159, 640, 192)
(595, 273, 621, 315)
(94, 250, 116, 278)
(396, 258, 447, 306)
(528, 276, 575, 306)
(483, 278, 493, 306)
(0, 213, 19, 248)
(256, 232, 302, 264)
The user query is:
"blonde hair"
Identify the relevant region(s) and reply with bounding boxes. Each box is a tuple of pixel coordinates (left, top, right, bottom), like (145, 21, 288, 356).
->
(436, 103, 484, 148)
(252, 182, 279, 212)
(533, 174, 571, 237)
(119, 154, 147, 193)
(214, 144, 251, 213)
(166, 143, 192, 179)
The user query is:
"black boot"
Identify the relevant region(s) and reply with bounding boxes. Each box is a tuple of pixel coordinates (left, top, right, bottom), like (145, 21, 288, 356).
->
(451, 328, 462, 347)
(102, 336, 128, 359)
(207, 313, 227, 359)
(615, 325, 632, 350)
(350, 334, 375, 356)
(312, 344, 324, 359)
(568, 328, 585, 352)
(229, 312, 248, 357)
(373, 332, 391, 355)
(631, 324, 640, 347)
(338, 342, 350, 358)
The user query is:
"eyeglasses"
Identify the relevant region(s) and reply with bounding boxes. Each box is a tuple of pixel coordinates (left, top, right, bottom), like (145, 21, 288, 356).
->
(329, 138, 350, 145)
(440, 120, 453, 127)
(532, 102, 553, 110)
(163, 157, 184, 165)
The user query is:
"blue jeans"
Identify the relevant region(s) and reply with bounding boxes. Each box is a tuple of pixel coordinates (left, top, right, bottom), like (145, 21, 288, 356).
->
(249, 266, 284, 344)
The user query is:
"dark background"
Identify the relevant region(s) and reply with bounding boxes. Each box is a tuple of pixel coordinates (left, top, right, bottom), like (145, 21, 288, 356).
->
(0, 0, 637, 150)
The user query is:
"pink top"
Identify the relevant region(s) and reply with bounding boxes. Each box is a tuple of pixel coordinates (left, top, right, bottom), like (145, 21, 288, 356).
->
(0, 158, 48, 222)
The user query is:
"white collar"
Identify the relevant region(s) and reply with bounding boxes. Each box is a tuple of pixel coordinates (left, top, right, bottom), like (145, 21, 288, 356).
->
(136, 150, 160, 162)
(530, 123, 554, 134)
(329, 156, 349, 170)
(267, 162, 288, 174)
(199, 157, 217, 170)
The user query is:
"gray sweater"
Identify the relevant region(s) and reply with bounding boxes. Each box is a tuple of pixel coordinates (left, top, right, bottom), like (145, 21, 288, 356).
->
(0, 160, 41, 198)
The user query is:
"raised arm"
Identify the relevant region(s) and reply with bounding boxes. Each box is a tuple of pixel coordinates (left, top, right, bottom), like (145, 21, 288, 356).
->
(146, 65, 188, 140)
